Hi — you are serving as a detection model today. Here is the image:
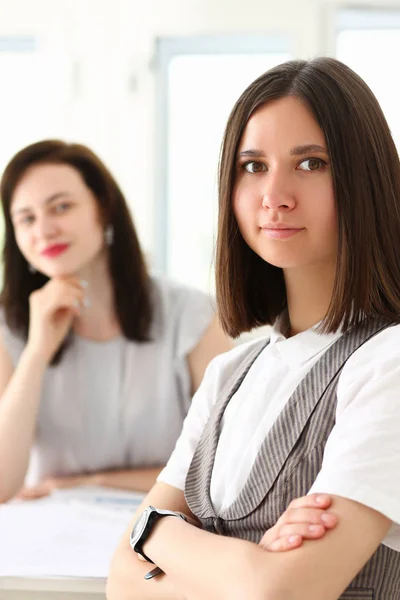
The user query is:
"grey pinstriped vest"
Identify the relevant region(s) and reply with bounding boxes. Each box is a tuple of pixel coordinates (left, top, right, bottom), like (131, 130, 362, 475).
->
(185, 317, 400, 599)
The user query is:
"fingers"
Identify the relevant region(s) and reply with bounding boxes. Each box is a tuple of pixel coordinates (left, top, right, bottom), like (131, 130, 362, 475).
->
(50, 277, 88, 291)
(287, 493, 332, 510)
(279, 507, 337, 529)
(259, 522, 327, 552)
(263, 535, 303, 552)
(16, 476, 81, 501)
(278, 494, 337, 531)
(51, 279, 90, 315)
(55, 294, 85, 318)
(16, 483, 50, 500)
(276, 522, 326, 539)
(259, 495, 338, 554)
(51, 279, 87, 304)
(31, 278, 87, 318)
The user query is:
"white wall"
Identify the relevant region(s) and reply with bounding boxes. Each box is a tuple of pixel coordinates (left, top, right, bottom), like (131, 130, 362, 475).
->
(0, 0, 396, 259)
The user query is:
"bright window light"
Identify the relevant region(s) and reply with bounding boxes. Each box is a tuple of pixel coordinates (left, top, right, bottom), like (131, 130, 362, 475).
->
(159, 42, 290, 293)
(337, 11, 400, 150)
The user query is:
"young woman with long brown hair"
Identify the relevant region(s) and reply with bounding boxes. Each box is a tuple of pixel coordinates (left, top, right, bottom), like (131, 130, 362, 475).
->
(108, 57, 400, 600)
(0, 140, 231, 503)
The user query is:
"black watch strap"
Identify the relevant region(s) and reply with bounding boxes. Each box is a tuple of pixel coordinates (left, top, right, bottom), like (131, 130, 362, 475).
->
(134, 507, 188, 564)
(135, 510, 160, 563)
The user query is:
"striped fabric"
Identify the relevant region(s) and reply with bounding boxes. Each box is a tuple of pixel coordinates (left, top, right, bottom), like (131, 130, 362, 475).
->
(185, 317, 400, 598)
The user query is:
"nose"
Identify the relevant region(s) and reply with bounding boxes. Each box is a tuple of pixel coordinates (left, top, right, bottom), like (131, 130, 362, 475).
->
(261, 170, 295, 211)
(33, 215, 58, 240)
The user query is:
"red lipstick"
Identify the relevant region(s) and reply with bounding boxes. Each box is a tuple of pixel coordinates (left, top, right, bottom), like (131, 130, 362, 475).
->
(41, 243, 70, 258)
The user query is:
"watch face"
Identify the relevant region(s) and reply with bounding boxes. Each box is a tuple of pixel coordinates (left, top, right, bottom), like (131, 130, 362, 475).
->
(130, 508, 151, 549)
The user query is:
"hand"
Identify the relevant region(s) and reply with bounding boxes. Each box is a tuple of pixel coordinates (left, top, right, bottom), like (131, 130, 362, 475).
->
(259, 494, 338, 552)
(16, 473, 92, 500)
(26, 277, 86, 364)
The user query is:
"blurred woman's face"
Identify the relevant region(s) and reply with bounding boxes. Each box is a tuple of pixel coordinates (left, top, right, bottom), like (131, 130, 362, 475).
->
(10, 163, 106, 278)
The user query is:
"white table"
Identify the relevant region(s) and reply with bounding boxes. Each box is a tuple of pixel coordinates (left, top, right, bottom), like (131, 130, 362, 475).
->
(0, 486, 144, 600)
(0, 576, 106, 600)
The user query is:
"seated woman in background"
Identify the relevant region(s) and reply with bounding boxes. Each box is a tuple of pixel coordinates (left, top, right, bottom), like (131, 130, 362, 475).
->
(0, 140, 231, 503)
(108, 57, 400, 600)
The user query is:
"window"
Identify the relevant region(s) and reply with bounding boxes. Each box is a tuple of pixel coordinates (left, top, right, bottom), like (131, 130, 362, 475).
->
(0, 36, 75, 174)
(336, 8, 400, 149)
(155, 35, 291, 293)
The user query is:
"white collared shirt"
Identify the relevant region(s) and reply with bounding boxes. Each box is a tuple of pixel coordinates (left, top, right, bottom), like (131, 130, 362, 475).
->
(158, 317, 400, 551)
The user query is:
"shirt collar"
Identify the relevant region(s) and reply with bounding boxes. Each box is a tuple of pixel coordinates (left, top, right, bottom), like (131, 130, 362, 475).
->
(269, 312, 342, 368)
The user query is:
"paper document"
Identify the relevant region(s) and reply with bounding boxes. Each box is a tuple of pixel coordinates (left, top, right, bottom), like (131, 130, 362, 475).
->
(0, 486, 144, 578)
(47, 484, 144, 513)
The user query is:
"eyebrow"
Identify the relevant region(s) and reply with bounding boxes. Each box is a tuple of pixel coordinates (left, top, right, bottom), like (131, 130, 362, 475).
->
(11, 192, 71, 217)
(237, 149, 266, 159)
(290, 144, 327, 155)
(237, 144, 328, 160)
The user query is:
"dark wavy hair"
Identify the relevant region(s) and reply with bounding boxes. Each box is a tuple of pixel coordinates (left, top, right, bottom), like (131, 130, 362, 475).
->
(216, 57, 400, 337)
(0, 139, 152, 364)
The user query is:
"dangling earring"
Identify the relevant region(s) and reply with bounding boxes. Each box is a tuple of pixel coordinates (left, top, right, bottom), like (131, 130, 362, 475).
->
(28, 263, 36, 274)
(105, 224, 114, 247)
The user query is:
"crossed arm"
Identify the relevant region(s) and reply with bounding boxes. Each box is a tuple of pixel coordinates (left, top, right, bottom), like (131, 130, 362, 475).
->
(106, 481, 391, 600)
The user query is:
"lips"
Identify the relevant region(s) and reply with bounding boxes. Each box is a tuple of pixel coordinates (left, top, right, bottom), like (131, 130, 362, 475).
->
(260, 226, 303, 240)
(40, 243, 70, 258)
(260, 223, 300, 230)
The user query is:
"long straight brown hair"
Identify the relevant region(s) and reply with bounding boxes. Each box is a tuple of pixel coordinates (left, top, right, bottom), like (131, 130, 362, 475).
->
(0, 140, 153, 364)
(216, 57, 400, 337)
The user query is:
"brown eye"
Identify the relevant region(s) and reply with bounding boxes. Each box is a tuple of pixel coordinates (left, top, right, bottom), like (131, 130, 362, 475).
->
(308, 159, 321, 170)
(20, 215, 35, 226)
(54, 202, 71, 214)
(243, 161, 266, 173)
(298, 158, 325, 171)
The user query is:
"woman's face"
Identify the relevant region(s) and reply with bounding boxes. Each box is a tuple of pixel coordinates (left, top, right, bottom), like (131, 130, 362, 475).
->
(10, 163, 106, 278)
(233, 96, 337, 274)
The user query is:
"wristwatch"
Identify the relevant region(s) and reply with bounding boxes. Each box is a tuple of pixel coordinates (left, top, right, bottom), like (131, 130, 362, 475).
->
(130, 505, 188, 564)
